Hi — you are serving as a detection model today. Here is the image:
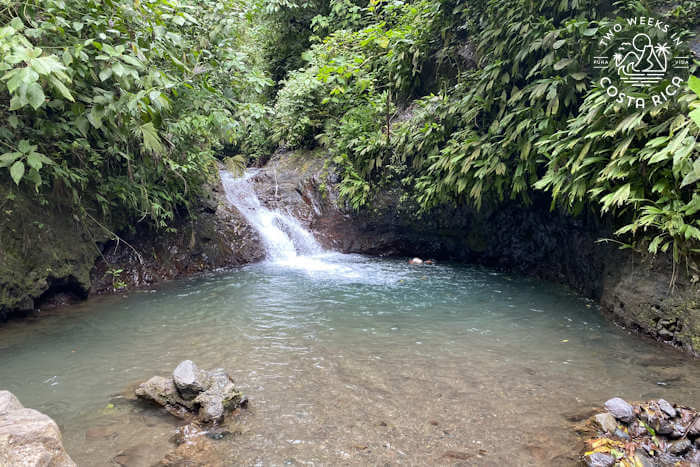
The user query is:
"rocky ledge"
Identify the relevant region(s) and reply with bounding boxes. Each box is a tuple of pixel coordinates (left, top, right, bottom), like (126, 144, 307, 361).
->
(135, 360, 246, 424)
(0, 390, 76, 466)
(578, 397, 700, 466)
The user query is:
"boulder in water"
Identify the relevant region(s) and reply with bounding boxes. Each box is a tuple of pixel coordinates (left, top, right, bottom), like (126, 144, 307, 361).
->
(135, 361, 244, 423)
(135, 376, 195, 418)
(173, 360, 209, 400)
(0, 391, 76, 467)
(408, 257, 423, 265)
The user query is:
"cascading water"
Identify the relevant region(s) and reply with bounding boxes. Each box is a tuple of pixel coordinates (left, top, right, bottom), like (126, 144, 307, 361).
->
(220, 169, 323, 262)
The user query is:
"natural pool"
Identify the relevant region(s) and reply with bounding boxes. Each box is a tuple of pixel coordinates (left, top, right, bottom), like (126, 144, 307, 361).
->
(0, 253, 698, 465)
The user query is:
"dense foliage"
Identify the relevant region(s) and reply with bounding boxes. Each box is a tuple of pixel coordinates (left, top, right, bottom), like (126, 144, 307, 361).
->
(0, 0, 270, 230)
(267, 0, 699, 266)
(1, 0, 698, 266)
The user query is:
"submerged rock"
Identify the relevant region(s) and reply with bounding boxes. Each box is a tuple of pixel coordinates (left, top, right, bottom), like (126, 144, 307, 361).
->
(0, 390, 76, 467)
(135, 361, 244, 424)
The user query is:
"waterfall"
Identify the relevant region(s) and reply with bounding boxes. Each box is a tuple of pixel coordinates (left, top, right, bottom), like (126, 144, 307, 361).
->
(220, 169, 323, 262)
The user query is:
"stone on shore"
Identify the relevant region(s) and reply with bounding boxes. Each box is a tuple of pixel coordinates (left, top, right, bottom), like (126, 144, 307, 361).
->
(0, 390, 76, 467)
(579, 398, 700, 466)
(604, 397, 635, 422)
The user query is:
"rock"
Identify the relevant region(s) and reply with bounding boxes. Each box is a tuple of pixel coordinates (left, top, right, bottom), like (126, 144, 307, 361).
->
(690, 449, 700, 463)
(688, 417, 700, 437)
(584, 451, 615, 467)
(657, 399, 676, 418)
(653, 417, 674, 435)
(667, 438, 691, 455)
(0, 391, 23, 414)
(85, 425, 119, 441)
(194, 392, 225, 423)
(408, 257, 423, 265)
(594, 413, 618, 434)
(205, 428, 233, 441)
(670, 422, 685, 438)
(632, 450, 656, 467)
(135, 375, 194, 418)
(173, 360, 209, 400)
(157, 435, 222, 467)
(135, 364, 243, 424)
(194, 369, 241, 423)
(629, 420, 647, 438)
(604, 397, 635, 422)
(613, 428, 630, 440)
(113, 443, 153, 467)
(0, 397, 76, 467)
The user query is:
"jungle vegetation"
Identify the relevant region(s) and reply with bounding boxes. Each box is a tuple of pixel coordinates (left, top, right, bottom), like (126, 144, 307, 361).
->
(1, 0, 699, 266)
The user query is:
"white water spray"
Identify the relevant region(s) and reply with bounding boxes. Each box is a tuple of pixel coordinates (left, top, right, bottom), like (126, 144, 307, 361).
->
(220, 170, 323, 262)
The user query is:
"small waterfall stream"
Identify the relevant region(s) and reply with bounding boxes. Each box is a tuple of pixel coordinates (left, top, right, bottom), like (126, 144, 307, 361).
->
(220, 169, 323, 262)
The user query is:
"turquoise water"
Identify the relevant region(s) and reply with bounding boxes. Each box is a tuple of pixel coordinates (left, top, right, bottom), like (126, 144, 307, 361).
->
(0, 254, 698, 465)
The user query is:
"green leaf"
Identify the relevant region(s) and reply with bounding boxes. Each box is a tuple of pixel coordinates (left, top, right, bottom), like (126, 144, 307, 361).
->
(4, 68, 39, 94)
(553, 58, 573, 70)
(26, 82, 45, 109)
(26, 153, 43, 170)
(49, 76, 74, 102)
(9, 161, 24, 185)
(689, 75, 700, 98)
(0, 152, 22, 168)
(690, 108, 700, 128)
(99, 67, 112, 81)
(140, 122, 165, 155)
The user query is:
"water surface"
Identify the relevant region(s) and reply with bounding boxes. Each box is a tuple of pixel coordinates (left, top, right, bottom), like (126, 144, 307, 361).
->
(0, 254, 698, 465)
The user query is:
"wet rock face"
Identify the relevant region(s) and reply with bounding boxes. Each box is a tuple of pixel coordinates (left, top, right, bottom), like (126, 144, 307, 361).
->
(580, 397, 700, 466)
(0, 390, 76, 466)
(1, 164, 265, 320)
(91, 173, 265, 294)
(0, 184, 104, 321)
(135, 361, 244, 424)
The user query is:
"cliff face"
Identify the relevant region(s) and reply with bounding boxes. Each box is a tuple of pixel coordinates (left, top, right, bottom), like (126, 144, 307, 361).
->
(0, 172, 264, 319)
(0, 186, 105, 319)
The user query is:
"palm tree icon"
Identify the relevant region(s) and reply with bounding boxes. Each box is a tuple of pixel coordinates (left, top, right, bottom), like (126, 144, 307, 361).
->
(654, 43, 670, 72)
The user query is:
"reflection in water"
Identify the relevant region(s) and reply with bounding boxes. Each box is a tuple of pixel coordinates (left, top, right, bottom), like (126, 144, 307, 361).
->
(0, 257, 698, 465)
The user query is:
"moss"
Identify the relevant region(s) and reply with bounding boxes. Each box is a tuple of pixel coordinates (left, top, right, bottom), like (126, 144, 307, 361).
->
(0, 186, 106, 317)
